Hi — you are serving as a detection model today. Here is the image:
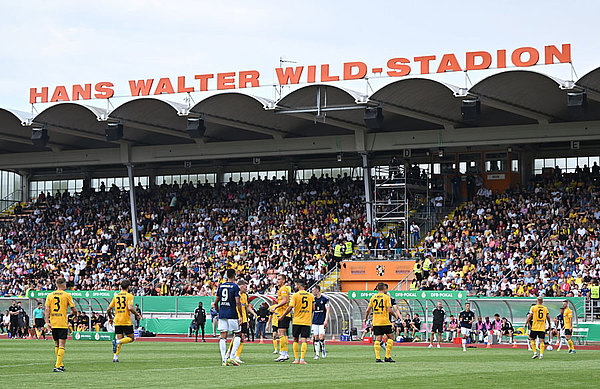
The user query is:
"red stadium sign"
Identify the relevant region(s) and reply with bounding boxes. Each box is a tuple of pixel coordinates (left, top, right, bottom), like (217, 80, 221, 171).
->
(29, 43, 572, 104)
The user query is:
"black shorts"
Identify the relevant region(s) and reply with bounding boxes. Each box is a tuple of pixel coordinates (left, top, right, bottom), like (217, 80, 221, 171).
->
(115, 325, 135, 335)
(241, 322, 248, 333)
(35, 318, 45, 328)
(529, 330, 545, 340)
(292, 324, 311, 339)
(373, 325, 394, 336)
(564, 329, 572, 336)
(276, 316, 291, 330)
(52, 328, 68, 341)
(432, 322, 444, 333)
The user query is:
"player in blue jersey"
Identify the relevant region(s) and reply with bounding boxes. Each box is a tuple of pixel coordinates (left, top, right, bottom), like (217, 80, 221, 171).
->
(311, 285, 330, 359)
(214, 268, 243, 366)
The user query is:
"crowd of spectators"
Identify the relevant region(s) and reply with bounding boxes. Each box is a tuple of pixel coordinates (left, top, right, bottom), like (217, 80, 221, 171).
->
(418, 166, 600, 298)
(0, 174, 367, 297)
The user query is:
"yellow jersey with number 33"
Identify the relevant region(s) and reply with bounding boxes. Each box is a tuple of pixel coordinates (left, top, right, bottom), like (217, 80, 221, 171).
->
(529, 304, 549, 332)
(368, 293, 392, 326)
(290, 290, 314, 326)
(109, 291, 134, 326)
(45, 290, 75, 329)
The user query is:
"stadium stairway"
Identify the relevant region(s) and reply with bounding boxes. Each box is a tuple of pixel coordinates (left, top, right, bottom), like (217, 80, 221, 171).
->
(318, 268, 341, 292)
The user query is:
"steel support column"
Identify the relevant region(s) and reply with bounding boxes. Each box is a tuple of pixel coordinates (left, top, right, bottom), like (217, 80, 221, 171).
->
(126, 163, 139, 247)
(361, 153, 373, 227)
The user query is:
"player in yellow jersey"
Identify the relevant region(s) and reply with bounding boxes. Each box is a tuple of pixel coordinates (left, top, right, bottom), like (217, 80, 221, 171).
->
(562, 300, 576, 354)
(364, 282, 399, 363)
(44, 277, 77, 372)
(228, 280, 256, 364)
(107, 280, 142, 363)
(280, 279, 315, 364)
(525, 296, 551, 360)
(271, 274, 292, 362)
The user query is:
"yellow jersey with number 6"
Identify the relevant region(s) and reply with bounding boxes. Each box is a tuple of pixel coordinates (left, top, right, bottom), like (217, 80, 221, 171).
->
(45, 290, 75, 329)
(290, 290, 314, 326)
(368, 293, 392, 326)
(109, 291, 134, 326)
(529, 304, 549, 332)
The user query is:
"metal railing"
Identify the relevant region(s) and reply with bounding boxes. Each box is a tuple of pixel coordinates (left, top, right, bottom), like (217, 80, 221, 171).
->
(0, 189, 23, 214)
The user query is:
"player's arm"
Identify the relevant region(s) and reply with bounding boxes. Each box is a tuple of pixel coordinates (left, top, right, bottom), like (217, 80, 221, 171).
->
(546, 310, 552, 328)
(235, 296, 242, 322)
(524, 312, 532, 327)
(106, 298, 115, 324)
(364, 304, 372, 323)
(69, 295, 78, 316)
(247, 302, 257, 317)
(324, 303, 330, 328)
(271, 293, 289, 311)
(44, 304, 52, 330)
(213, 297, 220, 315)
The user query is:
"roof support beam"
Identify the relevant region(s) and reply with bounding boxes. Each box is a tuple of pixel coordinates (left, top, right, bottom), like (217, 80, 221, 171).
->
(378, 102, 458, 129)
(474, 95, 555, 124)
(32, 122, 127, 145)
(287, 112, 364, 133)
(116, 119, 191, 140)
(202, 114, 286, 140)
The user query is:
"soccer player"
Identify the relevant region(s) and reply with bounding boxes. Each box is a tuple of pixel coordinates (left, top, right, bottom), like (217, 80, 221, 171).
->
(214, 269, 243, 366)
(281, 280, 315, 364)
(44, 277, 77, 372)
(491, 314, 502, 344)
(525, 296, 551, 360)
(562, 300, 576, 354)
(380, 284, 400, 353)
(271, 274, 292, 362)
(550, 308, 564, 349)
(429, 301, 445, 348)
(230, 279, 256, 364)
(107, 280, 142, 363)
(500, 317, 514, 344)
(458, 302, 475, 351)
(33, 302, 46, 340)
(193, 301, 207, 342)
(364, 282, 399, 363)
(312, 285, 330, 359)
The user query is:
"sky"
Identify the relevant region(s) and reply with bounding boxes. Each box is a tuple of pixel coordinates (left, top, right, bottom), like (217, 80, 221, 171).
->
(1, 0, 599, 112)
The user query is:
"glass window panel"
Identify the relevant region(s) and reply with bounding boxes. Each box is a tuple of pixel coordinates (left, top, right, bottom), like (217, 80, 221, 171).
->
(544, 158, 555, 168)
(578, 157, 589, 169)
(534, 159, 544, 170)
(566, 157, 577, 172)
(511, 159, 519, 172)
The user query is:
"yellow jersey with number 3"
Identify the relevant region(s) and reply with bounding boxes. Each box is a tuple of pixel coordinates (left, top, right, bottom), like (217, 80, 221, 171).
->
(276, 285, 292, 317)
(529, 304, 549, 332)
(290, 290, 314, 326)
(45, 290, 75, 329)
(368, 292, 392, 326)
(109, 291, 134, 326)
(238, 292, 248, 323)
(563, 307, 573, 330)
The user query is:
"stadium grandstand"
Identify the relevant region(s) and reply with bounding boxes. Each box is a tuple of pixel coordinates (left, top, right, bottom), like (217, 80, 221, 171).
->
(1, 67, 600, 339)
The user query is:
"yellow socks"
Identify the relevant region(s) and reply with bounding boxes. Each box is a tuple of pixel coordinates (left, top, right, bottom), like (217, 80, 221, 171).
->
(300, 342, 307, 360)
(55, 347, 65, 368)
(530, 340, 537, 353)
(116, 344, 122, 355)
(567, 339, 575, 350)
(293, 342, 299, 359)
(386, 339, 393, 358)
(55, 346, 59, 356)
(539, 342, 545, 355)
(374, 340, 381, 359)
(280, 336, 288, 352)
(273, 338, 279, 351)
(236, 343, 244, 357)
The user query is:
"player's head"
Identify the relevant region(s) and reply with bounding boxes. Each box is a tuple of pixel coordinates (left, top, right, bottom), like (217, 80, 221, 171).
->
(465, 302, 471, 311)
(226, 268, 236, 280)
(376, 282, 386, 291)
(198, 301, 203, 307)
(536, 296, 543, 304)
(121, 279, 131, 291)
(11, 300, 16, 305)
(383, 283, 389, 292)
(494, 314, 500, 320)
(562, 300, 568, 308)
(277, 273, 286, 286)
(437, 301, 442, 309)
(295, 279, 306, 291)
(37, 302, 42, 308)
(312, 284, 321, 296)
(56, 276, 67, 289)
(238, 279, 247, 292)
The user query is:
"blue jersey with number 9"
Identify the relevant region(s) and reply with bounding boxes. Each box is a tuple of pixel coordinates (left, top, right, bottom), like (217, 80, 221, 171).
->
(216, 282, 240, 319)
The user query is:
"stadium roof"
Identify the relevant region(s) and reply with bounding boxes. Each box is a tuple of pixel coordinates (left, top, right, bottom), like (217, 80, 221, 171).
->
(1, 68, 600, 169)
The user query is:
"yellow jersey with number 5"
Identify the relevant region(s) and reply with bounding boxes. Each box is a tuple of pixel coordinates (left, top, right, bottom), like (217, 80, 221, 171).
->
(529, 304, 549, 332)
(109, 291, 134, 326)
(290, 290, 314, 326)
(368, 293, 392, 326)
(45, 290, 75, 328)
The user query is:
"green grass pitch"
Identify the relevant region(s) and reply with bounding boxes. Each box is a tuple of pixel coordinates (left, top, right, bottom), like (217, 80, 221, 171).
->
(1, 340, 599, 388)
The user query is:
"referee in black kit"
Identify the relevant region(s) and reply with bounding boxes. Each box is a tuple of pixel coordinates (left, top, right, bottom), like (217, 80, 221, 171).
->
(428, 301, 445, 349)
(193, 302, 207, 342)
